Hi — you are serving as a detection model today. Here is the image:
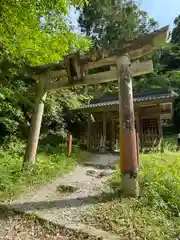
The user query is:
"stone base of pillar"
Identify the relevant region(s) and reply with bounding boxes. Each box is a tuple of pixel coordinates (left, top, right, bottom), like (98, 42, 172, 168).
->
(121, 173, 139, 197)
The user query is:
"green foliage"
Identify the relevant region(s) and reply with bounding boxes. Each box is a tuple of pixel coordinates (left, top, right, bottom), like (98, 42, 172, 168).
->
(39, 87, 91, 145)
(0, 84, 26, 137)
(83, 150, 180, 239)
(0, 141, 88, 200)
(131, 14, 180, 94)
(0, 0, 90, 65)
(0, 1, 91, 135)
(0, 75, 36, 143)
(78, 0, 158, 50)
(77, 0, 161, 98)
(171, 15, 180, 44)
(0, 0, 92, 145)
(0, 79, 90, 146)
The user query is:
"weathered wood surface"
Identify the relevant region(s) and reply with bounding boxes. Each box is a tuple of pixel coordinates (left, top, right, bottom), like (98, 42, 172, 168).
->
(47, 60, 153, 90)
(113, 25, 169, 58)
(24, 76, 47, 164)
(28, 25, 169, 85)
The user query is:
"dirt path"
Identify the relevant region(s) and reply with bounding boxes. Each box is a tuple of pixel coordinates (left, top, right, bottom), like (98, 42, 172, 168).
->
(1, 154, 121, 239)
(0, 209, 67, 240)
(0, 207, 98, 240)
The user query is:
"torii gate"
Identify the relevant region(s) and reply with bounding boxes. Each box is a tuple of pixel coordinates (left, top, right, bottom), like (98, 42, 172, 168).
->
(24, 25, 169, 197)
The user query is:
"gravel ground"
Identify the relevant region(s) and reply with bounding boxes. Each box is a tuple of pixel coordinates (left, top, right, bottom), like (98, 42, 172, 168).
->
(8, 165, 115, 225)
(0, 209, 67, 240)
(2, 154, 118, 239)
(0, 208, 98, 240)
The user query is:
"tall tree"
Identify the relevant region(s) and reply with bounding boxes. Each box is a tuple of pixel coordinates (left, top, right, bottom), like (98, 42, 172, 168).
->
(156, 15, 180, 73)
(171, 15, 180, 44)
(77, 0, 159, 98)
(132, 14, 180, 93)
(0, 0, 89, 66)
(78, 0, 158, 50)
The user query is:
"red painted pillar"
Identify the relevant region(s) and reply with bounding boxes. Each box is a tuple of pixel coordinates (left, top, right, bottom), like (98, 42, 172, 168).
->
(68, 135, 72, 156)
(136, 133, 140, 168)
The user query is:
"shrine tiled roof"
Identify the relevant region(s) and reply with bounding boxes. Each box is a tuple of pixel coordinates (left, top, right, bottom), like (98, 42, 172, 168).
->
(73, 88, 177, 111)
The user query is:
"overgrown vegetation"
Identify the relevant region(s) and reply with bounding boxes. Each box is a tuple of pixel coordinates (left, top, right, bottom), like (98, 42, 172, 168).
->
(0, 141, 87, 201)
(82, 149, 180, 239)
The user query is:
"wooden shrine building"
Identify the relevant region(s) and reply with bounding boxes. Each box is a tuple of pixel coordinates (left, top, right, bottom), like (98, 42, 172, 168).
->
(74, 88, 177, 152)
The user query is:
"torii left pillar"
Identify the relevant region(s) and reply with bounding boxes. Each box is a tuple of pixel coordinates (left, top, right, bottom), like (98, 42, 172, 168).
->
(116, 54, 139, 197)
(24, 75, 47, 166)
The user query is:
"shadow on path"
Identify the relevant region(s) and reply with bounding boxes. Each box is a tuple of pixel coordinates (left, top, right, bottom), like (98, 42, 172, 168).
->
(0, 205, 21, 220)
(0, 190, 121, 216)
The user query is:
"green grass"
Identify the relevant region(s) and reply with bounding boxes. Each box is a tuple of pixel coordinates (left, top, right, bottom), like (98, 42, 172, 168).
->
(163, 134, 178, 151)
(0, 142, 88, 201)
(82, 150, 180, 240)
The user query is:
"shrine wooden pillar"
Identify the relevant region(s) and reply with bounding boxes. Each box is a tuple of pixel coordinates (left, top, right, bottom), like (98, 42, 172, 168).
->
(100, 111, 106, 152)
(111, 118, 116, 151)
(158, 104, 164, 153)
(135, 109, 141, 151)
(24, 75, 47, 165)
(117, 54, 139, 197)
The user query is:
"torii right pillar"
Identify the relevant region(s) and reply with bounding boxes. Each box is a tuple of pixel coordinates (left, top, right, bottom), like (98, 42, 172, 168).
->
(117, 54, 139, 197)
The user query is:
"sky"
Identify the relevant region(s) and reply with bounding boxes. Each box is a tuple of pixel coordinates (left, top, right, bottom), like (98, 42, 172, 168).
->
(70, 0, 180, 32)
(140, 0, 180, 29)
